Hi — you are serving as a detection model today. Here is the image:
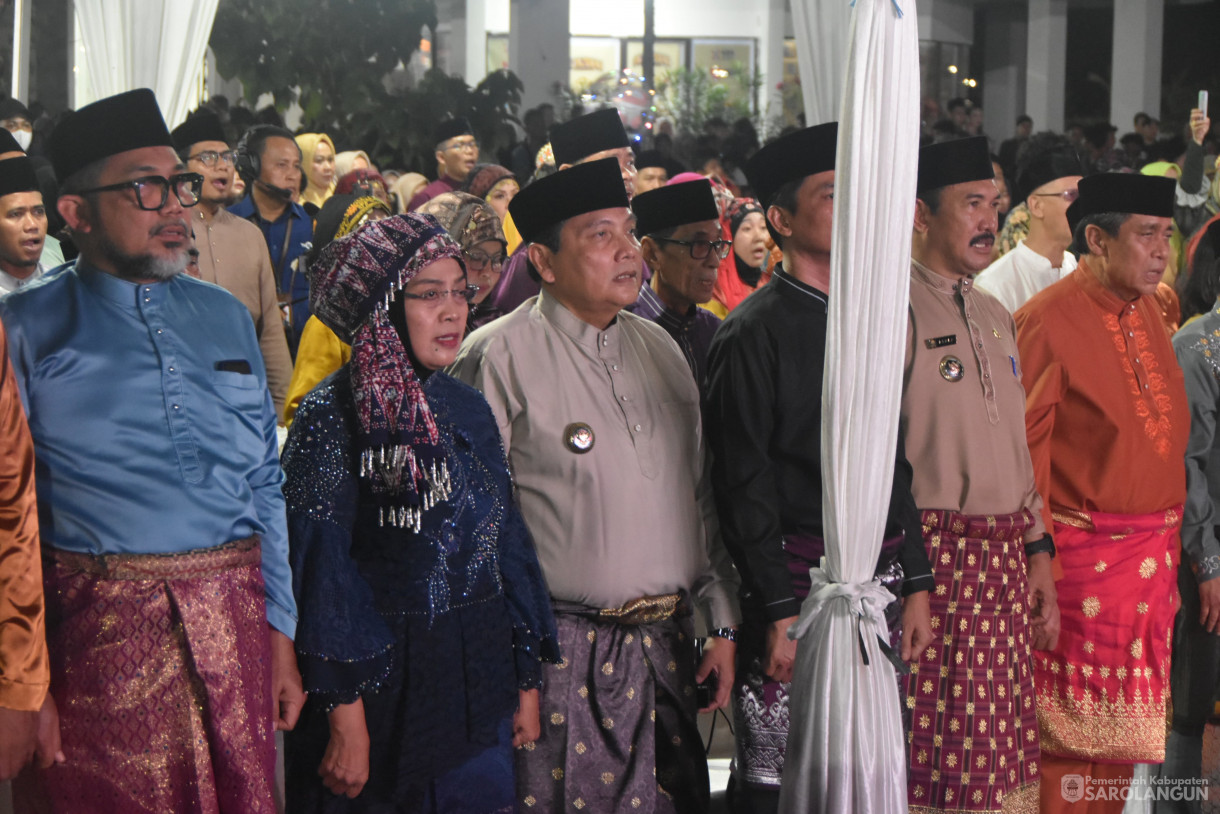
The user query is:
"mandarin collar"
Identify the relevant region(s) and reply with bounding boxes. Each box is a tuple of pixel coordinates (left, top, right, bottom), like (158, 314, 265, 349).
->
(1073, 256, 1139, 316)
(77, 261, 177, 310)
(911, 258, 975, 297)
(538, 288, 620, 350)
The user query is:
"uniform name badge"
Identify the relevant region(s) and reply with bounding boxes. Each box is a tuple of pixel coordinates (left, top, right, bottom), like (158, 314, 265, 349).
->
(564, 422, 595, 453)
(939, 355, 965, 382)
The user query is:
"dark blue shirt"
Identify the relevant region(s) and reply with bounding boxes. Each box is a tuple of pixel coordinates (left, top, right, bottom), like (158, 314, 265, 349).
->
(229, 195, 313, 354)
(627, 282, 721, 393)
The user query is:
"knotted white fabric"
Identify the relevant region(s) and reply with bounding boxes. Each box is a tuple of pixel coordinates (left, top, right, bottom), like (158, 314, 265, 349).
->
(778, 0, 921, 812)
(75, 0, 219, 127)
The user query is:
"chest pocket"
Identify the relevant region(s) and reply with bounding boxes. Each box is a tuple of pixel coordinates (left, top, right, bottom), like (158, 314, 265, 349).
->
(210, 369, 265, 413)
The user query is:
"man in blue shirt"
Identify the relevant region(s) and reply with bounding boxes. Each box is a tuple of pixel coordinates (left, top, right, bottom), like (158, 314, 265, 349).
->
(0, 89, 302, 813)
(230, 124, 313, 356)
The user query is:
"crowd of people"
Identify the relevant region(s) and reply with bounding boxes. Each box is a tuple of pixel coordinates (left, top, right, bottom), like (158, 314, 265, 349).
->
(0, 78, 1218, 814)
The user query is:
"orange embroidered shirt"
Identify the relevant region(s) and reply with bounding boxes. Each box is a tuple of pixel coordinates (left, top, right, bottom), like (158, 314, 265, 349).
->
(1014, 258, 1189, 565)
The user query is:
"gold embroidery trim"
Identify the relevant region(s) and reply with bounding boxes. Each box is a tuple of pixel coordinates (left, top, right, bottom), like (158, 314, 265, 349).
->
(597, 593, 684, 625)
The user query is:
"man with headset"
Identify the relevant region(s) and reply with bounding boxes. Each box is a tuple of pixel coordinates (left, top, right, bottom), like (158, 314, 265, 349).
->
(229, 124, 314, 356)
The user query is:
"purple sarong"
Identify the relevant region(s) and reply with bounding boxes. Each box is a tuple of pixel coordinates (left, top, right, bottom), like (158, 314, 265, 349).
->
(731, 533, 905, 790)
(517, 593, 708, 813)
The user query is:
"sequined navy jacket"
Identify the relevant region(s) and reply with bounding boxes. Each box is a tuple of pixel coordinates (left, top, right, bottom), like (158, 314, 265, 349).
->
(282, 368, 560, 713)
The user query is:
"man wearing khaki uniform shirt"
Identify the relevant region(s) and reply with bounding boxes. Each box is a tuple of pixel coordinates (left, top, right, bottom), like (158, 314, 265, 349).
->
(449, 157, 739, 813)
(901, 137, 1059, 814)
(173, 112, 293, 417)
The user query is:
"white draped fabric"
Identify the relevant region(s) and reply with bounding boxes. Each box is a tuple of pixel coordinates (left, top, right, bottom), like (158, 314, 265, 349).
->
(789, 0, 850, 126)
(74, 0, 219, 127)
(778, 1, 921, 812)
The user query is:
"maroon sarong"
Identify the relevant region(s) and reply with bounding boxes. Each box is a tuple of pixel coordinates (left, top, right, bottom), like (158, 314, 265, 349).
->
(905, 509, 1040, 814)
(29, 538, 276, 814)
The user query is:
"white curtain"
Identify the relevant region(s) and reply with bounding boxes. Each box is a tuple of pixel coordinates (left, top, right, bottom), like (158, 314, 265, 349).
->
(790, 0, 850, 124)
(75, 0, 219, 127)
(778, 0, 921, 812)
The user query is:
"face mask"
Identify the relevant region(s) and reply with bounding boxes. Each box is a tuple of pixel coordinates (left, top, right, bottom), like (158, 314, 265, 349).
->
(12, 130, 31, 151)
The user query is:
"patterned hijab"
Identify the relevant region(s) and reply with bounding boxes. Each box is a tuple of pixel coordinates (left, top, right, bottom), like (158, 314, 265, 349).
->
(308, 213, 464, 530)
(415, 191, 506, 253)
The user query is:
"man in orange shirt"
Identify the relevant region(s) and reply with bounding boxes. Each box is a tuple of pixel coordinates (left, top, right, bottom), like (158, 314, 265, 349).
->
(1015, 172, 1186, 812)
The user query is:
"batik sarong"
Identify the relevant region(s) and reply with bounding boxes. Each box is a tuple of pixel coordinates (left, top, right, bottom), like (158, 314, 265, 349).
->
(732, 533, 905, 791)
(1036, 506, 1182, 763)
(906, 509, 1040, 814)
(517, 593, 708, 813)
(32, 538, 276, 814)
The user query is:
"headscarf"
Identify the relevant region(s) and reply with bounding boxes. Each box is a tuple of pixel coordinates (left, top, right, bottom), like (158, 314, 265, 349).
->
(335, 150, 375, 179)
(295, 133, 336, 208)
(335, 168, 389, 201)
(462, 164, 517, 201)
(308, 214, 463, 529)
(714, 196, 766, 312)
(306, 194, 392, 269)
(415, 192, 506, 253)
(392, 172, 428, 214)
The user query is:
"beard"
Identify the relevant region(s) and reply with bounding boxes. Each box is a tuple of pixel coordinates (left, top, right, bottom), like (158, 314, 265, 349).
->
(95, 229, 189, 282)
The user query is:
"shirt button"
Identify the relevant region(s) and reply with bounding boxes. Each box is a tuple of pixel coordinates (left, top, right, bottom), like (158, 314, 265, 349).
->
(620, 395, 628, 402)
(634, 424, 642, 432)
(156, 329, 163, 334)
(168, 367, 175, 372)
(144, 298, 151, 303)
(612, 364, 619, 371)
(1134, 358, 1140, 364)
(172, 404, 180, 410)
(983, 373, 990, 379)
(1128, 332, 1134, 337)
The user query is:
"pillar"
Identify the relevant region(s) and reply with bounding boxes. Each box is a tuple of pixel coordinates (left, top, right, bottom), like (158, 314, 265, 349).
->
(510, 0, 570, 113)
(1110, 0, 1163, 131)
(758, 0, 785, 122)
(1025, 0, 1067, 132)
(981, 2, 1027, 143)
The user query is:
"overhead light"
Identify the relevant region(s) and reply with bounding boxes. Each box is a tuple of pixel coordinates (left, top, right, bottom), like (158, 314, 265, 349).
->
(947, 64, 958, 74)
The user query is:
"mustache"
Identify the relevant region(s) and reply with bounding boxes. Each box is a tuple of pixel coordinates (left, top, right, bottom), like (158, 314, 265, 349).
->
(969, 232, 996, 246)
(150, 220, 190, 238)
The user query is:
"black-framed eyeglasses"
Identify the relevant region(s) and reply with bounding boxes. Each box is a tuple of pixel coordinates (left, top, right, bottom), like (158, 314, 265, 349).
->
(401, 286, 478, 305)
(463, 248, 507, 271)
(187, 149, 238, 168)
(653, 236, 732, 260)
(444, 138, 479, 153)
(1031, 188, 1080, 203)
(76, 173, 204, 211)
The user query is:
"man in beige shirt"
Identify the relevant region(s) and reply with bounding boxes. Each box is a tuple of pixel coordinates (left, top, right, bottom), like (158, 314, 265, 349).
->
(449, 157, 739, 813)
(901, 136, 1058, 814)
(173, 111, 293, 417)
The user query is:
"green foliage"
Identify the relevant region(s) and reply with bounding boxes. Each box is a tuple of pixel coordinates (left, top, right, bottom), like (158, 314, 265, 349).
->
(210, 0, 522, 172)
(653, 65, 761, 138)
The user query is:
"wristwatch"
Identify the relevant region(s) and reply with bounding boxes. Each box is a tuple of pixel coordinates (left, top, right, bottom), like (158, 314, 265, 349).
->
(710, 627, 738, 642)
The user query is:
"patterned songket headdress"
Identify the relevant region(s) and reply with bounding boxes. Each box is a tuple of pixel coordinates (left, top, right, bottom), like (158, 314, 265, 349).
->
(308, 213, 464, 530)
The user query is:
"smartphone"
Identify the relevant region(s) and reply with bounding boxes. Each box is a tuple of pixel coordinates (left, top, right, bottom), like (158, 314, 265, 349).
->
(1200, 90, 1209, 117)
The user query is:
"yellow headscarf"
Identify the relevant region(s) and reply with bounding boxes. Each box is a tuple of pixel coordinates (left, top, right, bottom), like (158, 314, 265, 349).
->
(295, 133, 337, 208)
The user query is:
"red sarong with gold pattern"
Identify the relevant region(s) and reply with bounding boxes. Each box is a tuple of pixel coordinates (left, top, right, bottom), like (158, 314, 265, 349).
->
(906, 509, 1040, 814)
(28, 538, 277, 814)
(1036, 506, 1182, 764)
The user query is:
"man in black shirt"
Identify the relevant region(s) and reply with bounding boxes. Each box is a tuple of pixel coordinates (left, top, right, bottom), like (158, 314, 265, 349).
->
(703, 123, 934, 813)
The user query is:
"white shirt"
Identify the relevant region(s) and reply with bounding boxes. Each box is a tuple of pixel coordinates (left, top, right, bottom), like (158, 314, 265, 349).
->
(975, 239, 1077, 313)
